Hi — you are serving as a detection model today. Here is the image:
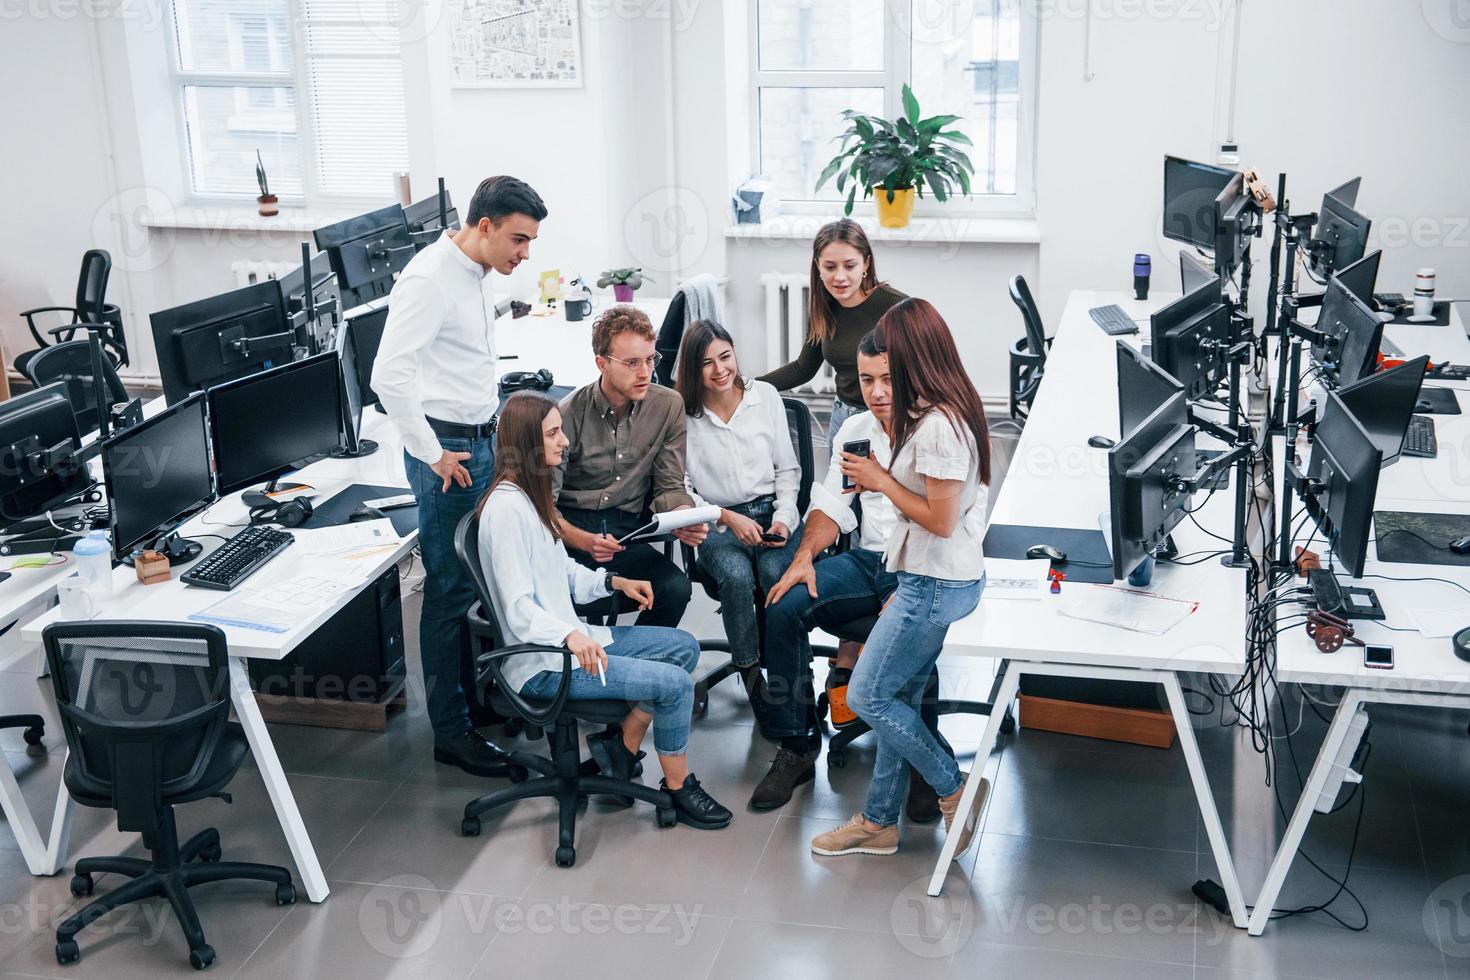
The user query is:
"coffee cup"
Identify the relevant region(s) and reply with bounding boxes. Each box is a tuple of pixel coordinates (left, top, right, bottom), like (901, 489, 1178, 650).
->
(565, 297, 593, 322)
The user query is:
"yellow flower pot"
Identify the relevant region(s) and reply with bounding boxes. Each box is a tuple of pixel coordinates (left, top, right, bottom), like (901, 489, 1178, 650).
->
(873, 186, 915, 228)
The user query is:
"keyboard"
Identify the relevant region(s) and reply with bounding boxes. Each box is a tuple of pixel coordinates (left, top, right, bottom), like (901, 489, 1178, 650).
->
(181, 526, 295, 591)
(1089, 305, 1138, 336)
(1403, 414, 1437, 458)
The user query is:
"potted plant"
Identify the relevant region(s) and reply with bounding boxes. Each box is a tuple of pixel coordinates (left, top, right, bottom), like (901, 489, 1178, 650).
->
(597, 268, 651, 303)
(255, 150, 278, 217)
(816, 84, 976, 229)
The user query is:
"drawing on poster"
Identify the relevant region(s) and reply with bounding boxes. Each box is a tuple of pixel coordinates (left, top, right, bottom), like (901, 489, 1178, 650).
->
(449, 0, 583, 88)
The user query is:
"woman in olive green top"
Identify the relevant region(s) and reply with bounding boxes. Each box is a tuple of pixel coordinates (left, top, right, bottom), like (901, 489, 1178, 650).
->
(758, 218, 905, 447)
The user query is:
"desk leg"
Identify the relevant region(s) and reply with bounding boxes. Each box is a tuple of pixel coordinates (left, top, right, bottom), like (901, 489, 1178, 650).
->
(927, 662, 1019, 897)
(41, 749, 73, 875)
(0, 747, 49, 875)
(1162, 672, 1247, 929)
(1246, 688, 1366, 935)
(228, 658, 330, 903)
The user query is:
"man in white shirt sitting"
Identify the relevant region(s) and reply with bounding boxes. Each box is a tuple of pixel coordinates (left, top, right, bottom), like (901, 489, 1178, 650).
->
(372, 176, 545, 777)
(755, 335, 961, 817)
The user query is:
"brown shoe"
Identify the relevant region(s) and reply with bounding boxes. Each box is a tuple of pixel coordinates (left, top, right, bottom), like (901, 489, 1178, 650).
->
(937, 774, 989, 859)
(810, 814, 899, 857)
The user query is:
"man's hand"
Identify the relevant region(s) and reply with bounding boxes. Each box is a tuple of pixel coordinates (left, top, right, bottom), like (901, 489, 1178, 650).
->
(671, 505, 710, 547)
(611, 576, 654, 611)
(431, 450, 473, 492)
(721, 510, 764, 547)
(766, 552, 817, 607)
(565, 630, 608, 677)
(563, 523, 624, 563)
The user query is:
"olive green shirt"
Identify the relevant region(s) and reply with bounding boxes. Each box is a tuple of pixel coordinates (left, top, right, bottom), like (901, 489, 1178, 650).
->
(758, 284, 906, 407)
(553, 380, 694, 515)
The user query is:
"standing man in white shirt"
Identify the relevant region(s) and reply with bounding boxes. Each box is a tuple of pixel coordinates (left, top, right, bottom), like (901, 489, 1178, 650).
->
(372, 175, 546, 777)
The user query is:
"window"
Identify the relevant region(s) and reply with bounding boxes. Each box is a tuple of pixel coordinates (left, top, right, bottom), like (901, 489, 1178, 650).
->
(751, 0, 1032, 212)
(170, 0, 409, 204)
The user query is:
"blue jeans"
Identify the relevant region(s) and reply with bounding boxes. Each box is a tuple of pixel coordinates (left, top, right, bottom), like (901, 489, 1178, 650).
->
(405, 436, 494, 740)
(827, 397, 864, 450)
(520, 626, 699, 755)
(849, 572, 983, 826)
(695, 495, 803, 668)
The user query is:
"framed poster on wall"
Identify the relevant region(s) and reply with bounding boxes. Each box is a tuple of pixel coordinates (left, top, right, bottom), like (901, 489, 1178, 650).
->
(448, 0, 583, 88)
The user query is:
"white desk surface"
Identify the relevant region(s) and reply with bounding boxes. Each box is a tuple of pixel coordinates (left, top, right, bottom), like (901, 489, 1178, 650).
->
(943, 289, 1249, 676)
(495, 297, 670, 393)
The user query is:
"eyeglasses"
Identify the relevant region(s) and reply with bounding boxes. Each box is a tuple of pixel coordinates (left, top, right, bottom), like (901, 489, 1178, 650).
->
(604, 352, 662, 371)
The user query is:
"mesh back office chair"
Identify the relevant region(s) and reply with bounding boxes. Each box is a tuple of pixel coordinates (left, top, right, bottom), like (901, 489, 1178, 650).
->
(1007, 275, 1051, 420)
(453, 512, 677, 869)
(16, 250, 128, 376)
(42, 622, 295, 971)
(23, 340, 129, 434)
(652, 291, 688, 388)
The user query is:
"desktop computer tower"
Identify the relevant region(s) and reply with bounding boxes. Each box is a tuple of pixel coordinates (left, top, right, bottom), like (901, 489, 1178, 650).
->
(248, 565, 405, 703)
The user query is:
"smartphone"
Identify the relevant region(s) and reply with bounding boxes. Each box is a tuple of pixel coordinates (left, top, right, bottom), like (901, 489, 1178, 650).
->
(760, 532, 786, 543)
(1363, 644, 1394, 670)
(841, 439, 871, 490)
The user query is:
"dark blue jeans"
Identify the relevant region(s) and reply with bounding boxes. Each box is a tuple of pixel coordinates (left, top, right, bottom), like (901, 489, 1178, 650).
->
(405, 436, 494, 740)
(694, 495, 803, 669)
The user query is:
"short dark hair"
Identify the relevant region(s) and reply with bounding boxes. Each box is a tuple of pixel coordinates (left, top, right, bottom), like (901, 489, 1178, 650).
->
(857, 329, 885, 358)
(467, 176, 548, 226)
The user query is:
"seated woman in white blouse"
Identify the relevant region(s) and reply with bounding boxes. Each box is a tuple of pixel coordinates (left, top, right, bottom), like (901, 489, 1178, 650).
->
(675, 320, 803, 722)
(477, 392, 732, 830)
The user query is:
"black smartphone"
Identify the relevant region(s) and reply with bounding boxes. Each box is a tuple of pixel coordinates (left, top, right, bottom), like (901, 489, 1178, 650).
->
(1363, 644, 1394, 670)
(841, 439, 871, 490)
(760, 532, 786, 543)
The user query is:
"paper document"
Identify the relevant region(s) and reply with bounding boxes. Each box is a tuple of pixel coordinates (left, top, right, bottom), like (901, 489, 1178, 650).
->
(1405, 605, 1470, 639)
(1056, 584, 1199, 636)
(982, 558, 1051, 601)
(293, 519, 401, 558)
(190, 572, 359, 633)
(617, 505, 722, 544)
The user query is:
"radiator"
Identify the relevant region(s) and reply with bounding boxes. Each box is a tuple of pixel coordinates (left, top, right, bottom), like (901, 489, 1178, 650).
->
(761, 272, 834, 395)
(231, 260, 298, 289)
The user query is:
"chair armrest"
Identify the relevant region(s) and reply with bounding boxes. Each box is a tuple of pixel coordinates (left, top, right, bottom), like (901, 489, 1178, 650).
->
(47, 319, 106, 340)
(467, 606, 574, 728)
(19, 307, 80, 349)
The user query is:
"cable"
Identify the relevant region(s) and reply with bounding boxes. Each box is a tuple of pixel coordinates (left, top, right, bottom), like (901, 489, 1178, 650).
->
(1371, 528, 1449, 552)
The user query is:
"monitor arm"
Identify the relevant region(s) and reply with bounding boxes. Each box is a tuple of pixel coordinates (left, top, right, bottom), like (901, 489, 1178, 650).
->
(367, 239, 416, 267)
(223, 330, 294, 360)
(1169, 443, 1251, 496)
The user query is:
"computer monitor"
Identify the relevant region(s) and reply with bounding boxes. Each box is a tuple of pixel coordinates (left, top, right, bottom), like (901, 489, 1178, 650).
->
(344, 306, 390, 409)
(1163, 156, 1235, 252)
(1213, 172, 1254, 278)
(1333, 249, 1381, 309)
(206, 352, 344, 496)
(1117, 341, 1185, 439)
(1179, 251, 1214, 295)
(334, 318, 379, 458)
(314, 205, 414, 313)
(151, 280, 293, 406)
(0, 382, 93, 529)
(1149, 276, 1230, 399)
(1311, 278, 1384, 388)
(1337, 355, 1428, 466)
(1326, 177, 1361, 209)
(1310, 182, 1371, 275)
(102, 393, 214, 564)
(1303, 390, 1381, 579)
(405, 190, 459, 245)
(277, 250, 340, 353)
(1107, 391, 1196, 580)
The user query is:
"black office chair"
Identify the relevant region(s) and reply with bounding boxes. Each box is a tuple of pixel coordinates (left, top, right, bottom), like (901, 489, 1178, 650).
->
(16, 250, 128, 376)
(1007, 274, 1051, 420)
(42, 622, 295, 971)
(453, 512, 677, 869)
(652, 291, 688, 387)
(23, 341, 129, 434)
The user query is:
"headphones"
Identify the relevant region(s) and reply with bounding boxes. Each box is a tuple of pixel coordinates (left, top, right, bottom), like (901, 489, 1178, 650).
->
(499, 368, 554, 396)
(250, 498, 314, 528)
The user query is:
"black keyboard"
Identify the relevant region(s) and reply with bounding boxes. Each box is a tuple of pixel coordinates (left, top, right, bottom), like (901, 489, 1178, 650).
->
(181, 526, 294, 591)
(1089, 304, 1138, 336)
(1403, 414, 1437, 458)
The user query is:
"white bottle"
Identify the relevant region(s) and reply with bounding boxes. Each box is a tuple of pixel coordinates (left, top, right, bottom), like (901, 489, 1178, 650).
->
(72, 531, 114, 601)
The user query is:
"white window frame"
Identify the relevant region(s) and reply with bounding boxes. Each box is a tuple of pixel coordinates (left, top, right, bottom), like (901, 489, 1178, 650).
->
(747, 0, 1037, 219)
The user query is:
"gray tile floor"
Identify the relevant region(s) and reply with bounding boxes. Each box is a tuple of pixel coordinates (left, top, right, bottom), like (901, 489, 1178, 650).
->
(1, 424, 1468, 978)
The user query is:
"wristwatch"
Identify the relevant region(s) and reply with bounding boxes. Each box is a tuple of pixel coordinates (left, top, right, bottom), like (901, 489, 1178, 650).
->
(604, 571, 616, 593)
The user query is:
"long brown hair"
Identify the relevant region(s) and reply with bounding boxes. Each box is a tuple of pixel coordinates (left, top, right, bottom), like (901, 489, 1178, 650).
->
(675, 319, 746, 418)
(808, 218, 879, 344)
(872, 299, 991, 486)
(478, 392, 560, 540)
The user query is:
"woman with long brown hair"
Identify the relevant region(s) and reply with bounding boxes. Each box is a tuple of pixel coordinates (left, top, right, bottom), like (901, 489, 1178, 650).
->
(477, 392, 732, 829)
(810, 299, 991, 860)
(758, 218, 906, 448)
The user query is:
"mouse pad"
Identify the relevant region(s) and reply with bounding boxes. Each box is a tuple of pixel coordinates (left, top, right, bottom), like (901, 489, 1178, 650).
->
(1418, 386, 1461, 415)
(1389, 301, 1452, 327)
(303, 483, 418, 536)
(982, 523, 1114, 584)
(1373, 511, 1470, 567)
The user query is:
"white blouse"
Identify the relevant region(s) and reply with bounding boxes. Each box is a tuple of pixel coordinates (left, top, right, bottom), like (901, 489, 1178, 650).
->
(883, 410, 988, 581)
(685, 380, 801, 532)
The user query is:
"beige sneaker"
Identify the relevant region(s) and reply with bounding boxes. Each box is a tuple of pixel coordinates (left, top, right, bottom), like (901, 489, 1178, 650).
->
(810, 814, 899, 857)
(937, 774, 989, 860)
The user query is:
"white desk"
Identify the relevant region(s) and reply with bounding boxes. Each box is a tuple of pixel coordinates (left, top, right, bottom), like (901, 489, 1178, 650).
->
(1250, 306, 1470, 933)
(495, 297, 671, 392)
(925, 290, 1253, 930)
(10, 409, 412, 901)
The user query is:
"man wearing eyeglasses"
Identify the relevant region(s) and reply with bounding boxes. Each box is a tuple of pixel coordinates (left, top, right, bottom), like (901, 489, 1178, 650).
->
(553, 305, 709, 628)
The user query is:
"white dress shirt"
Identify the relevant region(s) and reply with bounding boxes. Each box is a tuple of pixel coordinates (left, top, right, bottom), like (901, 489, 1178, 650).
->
(372, 232, 500, 464)
(479, 483, 614, 694)
(686, 380, 801, 532)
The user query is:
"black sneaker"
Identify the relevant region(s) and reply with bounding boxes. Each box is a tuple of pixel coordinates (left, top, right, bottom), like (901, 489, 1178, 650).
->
(586, 729, 646, 780)
(741, 667, 773, 735)
(663, 774, 732, 829)
(432, 729, 513, 777)
(905, 774, 941, 824)
(749, 745, 818, 810)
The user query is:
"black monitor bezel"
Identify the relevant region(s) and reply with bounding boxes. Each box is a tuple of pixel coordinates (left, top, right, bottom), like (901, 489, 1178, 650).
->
(101, 392, 214, 562)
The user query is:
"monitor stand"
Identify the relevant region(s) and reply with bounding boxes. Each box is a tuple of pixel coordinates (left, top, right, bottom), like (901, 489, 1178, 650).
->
(332, 438, 379, 460)
(124, 531, 203, 568)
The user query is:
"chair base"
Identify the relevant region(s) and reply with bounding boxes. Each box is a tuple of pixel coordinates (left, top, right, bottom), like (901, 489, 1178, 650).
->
(0, 714, 45, 749)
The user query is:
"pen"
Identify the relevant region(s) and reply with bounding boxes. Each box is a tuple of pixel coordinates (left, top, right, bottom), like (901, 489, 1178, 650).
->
(598, 658, 607, 687)
(600, 518, 609, 542)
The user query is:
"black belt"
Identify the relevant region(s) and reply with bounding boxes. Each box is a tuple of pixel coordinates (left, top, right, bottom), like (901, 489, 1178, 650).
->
(427, 416, 497, 440)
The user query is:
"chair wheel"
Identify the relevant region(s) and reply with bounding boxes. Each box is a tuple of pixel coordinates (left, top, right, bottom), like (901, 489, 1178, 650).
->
(22, 725, 43, 746)
(198, 844, 222, 863)
(69, 873, 94, 897)
(816, 692, 829, 721)
(502, 718, 524, 739)
(656, 807, 677, 828)
(1000, 713, 1016, 735)
(508, 765, 529, 784)
(189, 944, 215, 970)
(692, 691, 709, 721)
(555, 845, 576, 868)
(275, 884, 296, 906)
(461, 817, 481, 837)
(55, 939, 79, 964)
(827, 750, 847, 768)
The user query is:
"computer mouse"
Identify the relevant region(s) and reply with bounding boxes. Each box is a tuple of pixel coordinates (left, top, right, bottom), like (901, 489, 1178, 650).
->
(1026, 544, 1067, 563)
(1087, 435, 1116, 450)
(1416, 400, 1433, 413)
(349, 505, 386, 523)
(1450, 537, 1470, 555)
